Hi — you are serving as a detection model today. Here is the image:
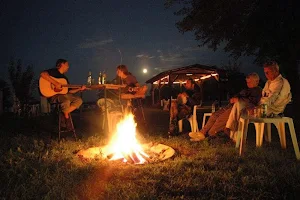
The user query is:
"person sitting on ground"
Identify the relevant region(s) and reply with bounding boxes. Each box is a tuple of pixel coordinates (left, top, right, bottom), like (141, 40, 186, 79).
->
(168, 78, 202, 136)
(189, 73, 262, 141)
(259, 61, 292, 116)
(40, 59, 86, 119)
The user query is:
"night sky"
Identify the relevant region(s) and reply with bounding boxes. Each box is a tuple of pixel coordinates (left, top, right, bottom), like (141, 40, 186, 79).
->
(0, 0, 260, 101)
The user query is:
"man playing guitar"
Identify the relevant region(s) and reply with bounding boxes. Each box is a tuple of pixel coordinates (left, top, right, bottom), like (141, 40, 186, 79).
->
(40, 58, 86, 119)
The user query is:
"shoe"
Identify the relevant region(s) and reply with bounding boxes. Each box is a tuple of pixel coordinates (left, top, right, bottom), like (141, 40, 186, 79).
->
(190, 138, 201, 142)
(189, 131, 206, 141)
(189, 131, 205, 138)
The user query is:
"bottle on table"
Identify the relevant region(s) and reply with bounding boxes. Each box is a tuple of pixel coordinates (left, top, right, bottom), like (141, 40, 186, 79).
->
(102, 70, 107, 84)
(87, 71, 92, 86)
(260, 98, 268, 118)
(98, 72, 102, 84)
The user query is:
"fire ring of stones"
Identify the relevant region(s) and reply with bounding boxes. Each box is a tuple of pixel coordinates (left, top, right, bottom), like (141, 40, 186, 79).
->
(76, 142, 175, 164)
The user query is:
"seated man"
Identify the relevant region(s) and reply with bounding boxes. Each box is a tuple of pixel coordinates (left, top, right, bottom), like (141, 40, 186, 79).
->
(40, 59, 86, 119)
(168, 78, 202, 136)
(225, 61, 291, 135)
(259, 61, 292, 116)
(189, 73, 262, 141)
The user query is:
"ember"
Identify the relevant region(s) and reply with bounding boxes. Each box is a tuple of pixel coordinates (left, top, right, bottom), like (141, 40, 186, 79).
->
(77, 113, 175, 164)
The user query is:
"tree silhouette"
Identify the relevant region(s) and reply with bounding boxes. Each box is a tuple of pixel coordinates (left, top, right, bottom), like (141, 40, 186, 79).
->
(166, 0, 300, 123)
(8, 58, 37, 108)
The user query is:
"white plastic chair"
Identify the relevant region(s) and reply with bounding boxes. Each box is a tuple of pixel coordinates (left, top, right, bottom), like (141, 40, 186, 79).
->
(235, 116, 300, 160)
(201, 102, 217, 129)
(178, 105, 199, 133)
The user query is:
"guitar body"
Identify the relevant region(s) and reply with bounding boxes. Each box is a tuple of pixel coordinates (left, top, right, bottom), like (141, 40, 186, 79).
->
(39, 77, 69, 97)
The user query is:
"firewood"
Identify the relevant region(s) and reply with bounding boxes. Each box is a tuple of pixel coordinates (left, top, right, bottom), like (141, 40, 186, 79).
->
(130, 152, 140, 163)
(122, 152, 134, 164)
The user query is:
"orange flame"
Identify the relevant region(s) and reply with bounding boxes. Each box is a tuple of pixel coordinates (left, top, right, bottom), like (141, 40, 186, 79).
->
(107, 113, 149, 164)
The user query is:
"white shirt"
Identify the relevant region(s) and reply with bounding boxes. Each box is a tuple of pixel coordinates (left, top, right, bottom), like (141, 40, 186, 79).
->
(261, 74, 292, 114)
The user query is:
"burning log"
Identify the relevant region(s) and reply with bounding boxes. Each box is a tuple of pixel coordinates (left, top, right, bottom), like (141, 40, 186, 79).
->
(122, 152, 134, 164)
(139, 152, 152, 163)
(130, 152, 141, 164)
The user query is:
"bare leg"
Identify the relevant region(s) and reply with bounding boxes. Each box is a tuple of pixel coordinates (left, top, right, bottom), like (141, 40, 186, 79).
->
(63, 105, 77, 119)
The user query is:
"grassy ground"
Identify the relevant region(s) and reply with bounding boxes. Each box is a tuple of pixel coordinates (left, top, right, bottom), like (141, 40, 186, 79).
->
(1, 107, 300, 199)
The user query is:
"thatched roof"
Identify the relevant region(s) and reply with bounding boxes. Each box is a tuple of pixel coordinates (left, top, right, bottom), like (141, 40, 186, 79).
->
(145, 64, 227, 84)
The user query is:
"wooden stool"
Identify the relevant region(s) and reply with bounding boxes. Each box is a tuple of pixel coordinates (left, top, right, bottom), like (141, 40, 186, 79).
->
(236, 116, 300, 160)
(52, 104, 77, 141)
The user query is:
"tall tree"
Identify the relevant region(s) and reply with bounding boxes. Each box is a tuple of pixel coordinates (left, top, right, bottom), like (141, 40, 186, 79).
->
(166, 0, 300, 125)
(8, 58, 36, 108)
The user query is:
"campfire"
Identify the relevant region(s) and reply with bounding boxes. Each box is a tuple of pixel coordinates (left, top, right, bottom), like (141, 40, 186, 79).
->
(77, 113, 175, 164)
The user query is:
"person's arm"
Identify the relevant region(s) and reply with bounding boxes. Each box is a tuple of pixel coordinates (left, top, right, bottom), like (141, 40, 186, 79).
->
(261, 78, 283, 105)
(238, 88, 262, 106)
(40, 71, 62, 89)
(68, 86, 86, 94)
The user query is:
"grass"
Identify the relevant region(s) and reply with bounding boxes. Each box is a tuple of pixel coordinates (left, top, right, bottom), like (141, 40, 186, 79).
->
(1, 108, 300, 199)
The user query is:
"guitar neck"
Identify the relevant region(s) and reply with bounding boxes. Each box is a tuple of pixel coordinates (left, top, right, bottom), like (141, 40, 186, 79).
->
(62, 84, 86, 88)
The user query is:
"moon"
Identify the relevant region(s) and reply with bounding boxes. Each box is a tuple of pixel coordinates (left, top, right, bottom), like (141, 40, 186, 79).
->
(143, 68, 148, 73)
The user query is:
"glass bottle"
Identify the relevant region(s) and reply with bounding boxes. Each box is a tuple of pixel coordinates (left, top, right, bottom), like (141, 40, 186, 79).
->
(98, 72, 102, 84)
(102, 70, 107, 84)
(87, 71, 92, 86)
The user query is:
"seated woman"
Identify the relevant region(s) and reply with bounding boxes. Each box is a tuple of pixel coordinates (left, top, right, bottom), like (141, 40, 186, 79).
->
(168, 78, 202, 136)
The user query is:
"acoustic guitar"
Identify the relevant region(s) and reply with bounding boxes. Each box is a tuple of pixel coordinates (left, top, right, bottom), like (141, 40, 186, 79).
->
(39, 76, 127, 97)
(39, 76, 87, 97)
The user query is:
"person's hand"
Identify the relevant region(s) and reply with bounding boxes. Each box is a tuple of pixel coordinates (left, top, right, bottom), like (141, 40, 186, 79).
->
(245, 106, 255, 116)
(54, 82, 62, 90)
(79, 85, 86, 91)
